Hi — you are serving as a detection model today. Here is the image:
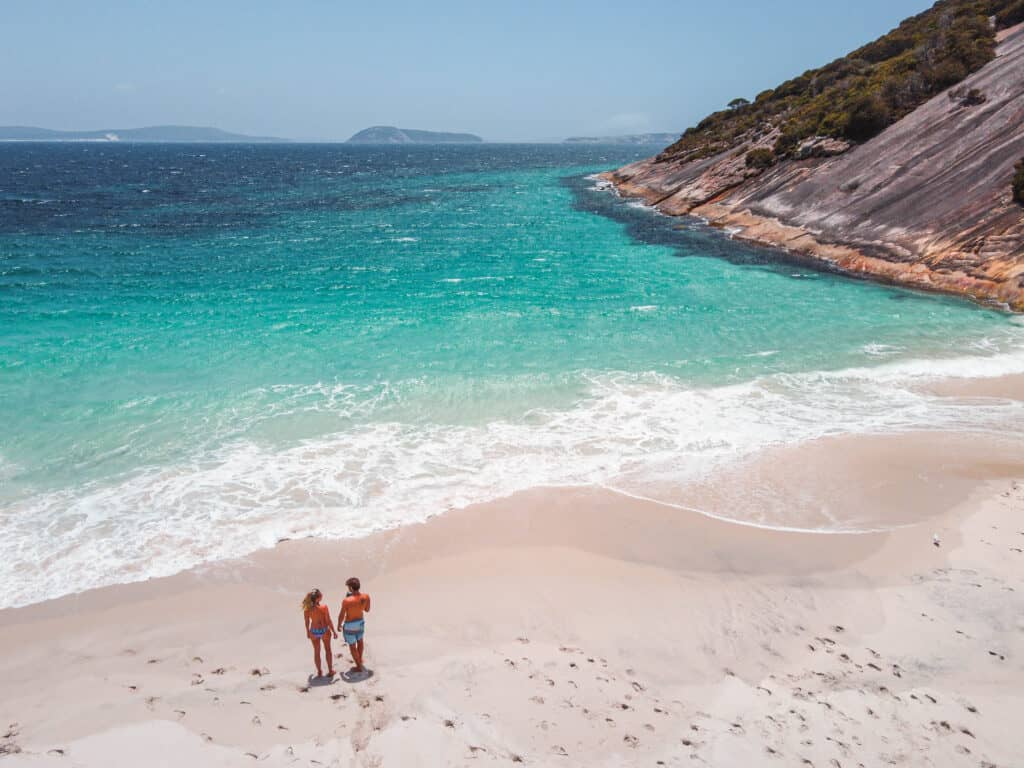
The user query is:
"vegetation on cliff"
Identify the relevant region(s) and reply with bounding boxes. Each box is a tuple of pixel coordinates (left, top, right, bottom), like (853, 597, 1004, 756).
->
(745, 148, 775, 169)
(658, 0, 1022, 164)
(1013, 158, 1024, 204)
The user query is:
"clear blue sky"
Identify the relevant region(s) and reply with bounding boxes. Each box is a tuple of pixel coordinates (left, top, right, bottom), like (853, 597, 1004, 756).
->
(2, 0, 933, 141)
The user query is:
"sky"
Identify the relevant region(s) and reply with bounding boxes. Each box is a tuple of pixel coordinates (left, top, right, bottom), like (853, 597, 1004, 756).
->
(1, 0, 935, 142)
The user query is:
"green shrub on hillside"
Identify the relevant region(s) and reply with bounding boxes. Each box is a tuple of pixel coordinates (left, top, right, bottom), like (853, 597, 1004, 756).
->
(658, 0, 1020, 163)
(843, 95, 892, 141)
(1013, 158, 1024, 204)
(745, 148, 776, 169)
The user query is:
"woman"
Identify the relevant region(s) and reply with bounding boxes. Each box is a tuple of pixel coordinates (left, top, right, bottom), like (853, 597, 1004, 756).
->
(302, 588, 337, 677)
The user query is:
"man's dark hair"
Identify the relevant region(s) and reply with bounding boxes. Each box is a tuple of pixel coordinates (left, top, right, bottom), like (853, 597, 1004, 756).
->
(346, 577, 361, 592)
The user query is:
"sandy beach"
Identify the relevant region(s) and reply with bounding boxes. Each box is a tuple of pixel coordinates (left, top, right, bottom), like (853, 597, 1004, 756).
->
(2, 422, 1022, 767)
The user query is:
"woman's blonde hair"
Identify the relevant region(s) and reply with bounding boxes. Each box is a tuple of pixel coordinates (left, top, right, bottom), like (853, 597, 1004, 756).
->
(301, 588, 322, 612)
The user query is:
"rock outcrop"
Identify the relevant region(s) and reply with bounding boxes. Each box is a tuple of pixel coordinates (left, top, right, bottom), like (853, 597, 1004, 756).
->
(604, 23, 1024, 310)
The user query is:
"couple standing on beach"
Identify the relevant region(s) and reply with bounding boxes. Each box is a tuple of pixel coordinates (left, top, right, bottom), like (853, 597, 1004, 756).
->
(301, 577, 370, 678)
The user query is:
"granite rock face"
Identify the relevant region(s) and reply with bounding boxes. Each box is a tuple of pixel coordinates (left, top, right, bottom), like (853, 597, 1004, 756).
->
(606, 24, 1024, 310)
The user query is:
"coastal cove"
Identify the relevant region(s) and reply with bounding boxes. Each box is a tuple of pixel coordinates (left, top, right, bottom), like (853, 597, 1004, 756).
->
(3, 143, 1024, 609)
(7, 2, 1024, 766)
(603, 23, 1024, 311)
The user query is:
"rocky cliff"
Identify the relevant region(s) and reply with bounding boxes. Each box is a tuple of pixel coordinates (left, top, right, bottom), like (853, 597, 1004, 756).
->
(605, 23, 1024, 310)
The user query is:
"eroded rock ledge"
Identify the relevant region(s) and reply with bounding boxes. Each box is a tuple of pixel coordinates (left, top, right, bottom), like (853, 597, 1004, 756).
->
(603, 24, 1024, 311)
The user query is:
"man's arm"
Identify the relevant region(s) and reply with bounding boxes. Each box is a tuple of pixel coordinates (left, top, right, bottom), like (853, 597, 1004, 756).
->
(363, 594, 371, 614)
(337, 602, 347, 632)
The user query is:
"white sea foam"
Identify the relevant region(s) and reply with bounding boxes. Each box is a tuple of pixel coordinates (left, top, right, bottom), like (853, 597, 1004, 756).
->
(862, 343, 902, 357)
(4, 346, 1024, 609)
(630, 305, 658, 312)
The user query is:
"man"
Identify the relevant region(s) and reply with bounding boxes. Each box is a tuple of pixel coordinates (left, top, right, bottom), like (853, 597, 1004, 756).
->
(337, 577, 371, 673)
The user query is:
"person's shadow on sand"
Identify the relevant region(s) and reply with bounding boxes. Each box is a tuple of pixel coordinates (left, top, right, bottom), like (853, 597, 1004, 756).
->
(306, 674, 337, 687)
(340, 668, 374, 684)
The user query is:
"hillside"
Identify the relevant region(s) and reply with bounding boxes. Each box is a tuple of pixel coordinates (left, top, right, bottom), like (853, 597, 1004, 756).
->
(0, 125, 284, 142)
(347, 126, 483, 144)
(605, 2, 1024, 310)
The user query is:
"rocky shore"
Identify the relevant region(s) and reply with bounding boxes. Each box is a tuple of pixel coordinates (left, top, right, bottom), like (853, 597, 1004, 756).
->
(603, 23, 1024, 310)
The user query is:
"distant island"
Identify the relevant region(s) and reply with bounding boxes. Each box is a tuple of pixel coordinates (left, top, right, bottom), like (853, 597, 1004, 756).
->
(0, 125, 284, 143)
(564, 133, 679, 145)
(347, 126, 483, 144)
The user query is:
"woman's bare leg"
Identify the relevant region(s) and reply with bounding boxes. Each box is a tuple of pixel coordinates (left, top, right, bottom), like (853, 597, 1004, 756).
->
(323, 634, 335, 676)
(311, 636, 323, 676)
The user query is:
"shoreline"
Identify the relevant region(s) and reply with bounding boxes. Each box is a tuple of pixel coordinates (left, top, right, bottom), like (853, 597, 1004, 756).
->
(597, 23, 1024, 314)
(5, 363, 1024, 612)
(2, 427, 1023, 765)
(599, 170, 1024, 313)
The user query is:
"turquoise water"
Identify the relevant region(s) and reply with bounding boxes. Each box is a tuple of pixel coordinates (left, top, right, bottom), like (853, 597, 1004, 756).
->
(2, 143, 1023, 607)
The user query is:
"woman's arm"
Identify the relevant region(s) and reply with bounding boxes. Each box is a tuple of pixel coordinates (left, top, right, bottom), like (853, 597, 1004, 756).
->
(303, 609, 312, 638)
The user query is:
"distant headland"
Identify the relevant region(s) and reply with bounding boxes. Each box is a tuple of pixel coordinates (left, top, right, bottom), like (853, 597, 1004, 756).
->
(346, 126, 483, 144)
(0, 125, 285, 143)
(564, 133, 679, 146)
(603, 3, 1024, 311)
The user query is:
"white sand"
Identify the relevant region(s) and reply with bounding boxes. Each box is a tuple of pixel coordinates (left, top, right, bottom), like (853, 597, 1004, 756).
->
(1, 430, 1022, 767)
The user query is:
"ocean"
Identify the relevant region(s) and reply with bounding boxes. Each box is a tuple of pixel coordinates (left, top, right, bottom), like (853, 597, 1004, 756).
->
(2, 142, 1023, 609)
